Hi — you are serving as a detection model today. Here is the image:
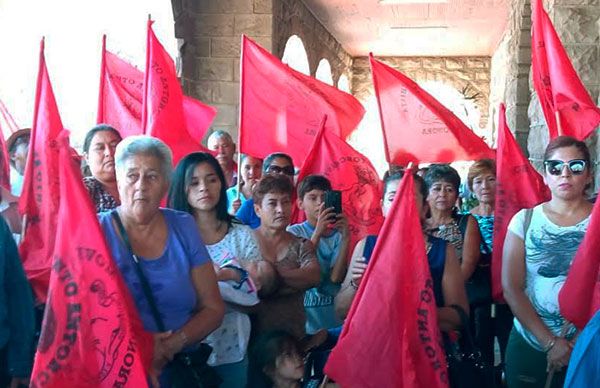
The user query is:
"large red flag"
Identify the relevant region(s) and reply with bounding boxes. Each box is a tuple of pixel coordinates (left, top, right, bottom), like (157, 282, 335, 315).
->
(99, 36, 215, 143)
(0, 122, 10, 190)
(30, 132, 152, 388)
(370, 55, 494, 165)
(239, 35, 365, 164)
(531, 0, 600, 140)
(295, 119, 384, 254)
(325, 172, 448, 388)
(492, 104, 550, 301)
(142, 21, 215, 164)
(18, 39, 63, 302)
(97, 36, 144, 137)
(559, 200, 600, 329)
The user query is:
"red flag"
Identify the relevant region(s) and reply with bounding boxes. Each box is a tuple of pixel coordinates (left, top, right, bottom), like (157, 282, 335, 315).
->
(295, 118, 384, 255)
(142, 21, 215, 164)
(18, 39, 63, 302)
(30, 132, 152, 388)
(559, 201, 600, 330)
(98, 35, 215, 151)
(531, 0, 600, 140)
(370, 55, 494, 165)
(325, 172, 449, 388)
(0, 98, 19, 134)
(97, 35, 144, 137)
(239, 35, 365, 164)
(492, 104, 550, 301)
(0, 123, 10, 190)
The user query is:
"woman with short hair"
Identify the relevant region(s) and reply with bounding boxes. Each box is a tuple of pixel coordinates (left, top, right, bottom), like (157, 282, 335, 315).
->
(82, 124, 122, 212)
(503, 136, 593, 387)
(98, 136, 225, 386)
(424, 164, 482, 283)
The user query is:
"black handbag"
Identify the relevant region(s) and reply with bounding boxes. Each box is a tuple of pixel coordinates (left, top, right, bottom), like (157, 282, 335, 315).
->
(446, 304, 494, 388)
(112, 211, 222, 388)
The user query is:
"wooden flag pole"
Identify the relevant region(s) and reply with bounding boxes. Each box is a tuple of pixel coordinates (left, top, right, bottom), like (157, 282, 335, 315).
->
(543, 323, 570, 388)
(555, 111, 563, 137)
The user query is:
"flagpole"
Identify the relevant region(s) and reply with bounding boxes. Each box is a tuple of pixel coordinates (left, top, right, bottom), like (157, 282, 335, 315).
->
(236, 36, 246, 202)
(543, 323, 569, 388)
(555, 110, 563, 136)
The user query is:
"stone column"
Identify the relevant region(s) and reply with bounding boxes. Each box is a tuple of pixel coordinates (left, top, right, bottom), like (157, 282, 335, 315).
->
(172, 0, 273, 141)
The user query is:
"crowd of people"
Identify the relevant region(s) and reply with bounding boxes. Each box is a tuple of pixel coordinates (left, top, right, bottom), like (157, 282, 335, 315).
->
(0, 123, 597, 388)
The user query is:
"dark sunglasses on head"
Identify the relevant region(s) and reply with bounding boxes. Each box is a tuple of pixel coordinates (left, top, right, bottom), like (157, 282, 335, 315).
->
(543, 159, 587, 176)
(267, 165, 295, 176)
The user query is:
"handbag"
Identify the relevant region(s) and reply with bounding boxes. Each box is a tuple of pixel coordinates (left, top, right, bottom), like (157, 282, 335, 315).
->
(112, 211, 222, 388)
(456, 214, 492, 306)
(446, 304, 494, 388)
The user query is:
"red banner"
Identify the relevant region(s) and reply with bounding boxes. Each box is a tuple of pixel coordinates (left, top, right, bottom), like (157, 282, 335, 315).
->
(99, 34, 215, 156)
(239, 35, 365, 164)
(531, 0, 600, 140)
(0, 122, 10, 190)
(295, 119, 384, 255)
(142, 21, 215, 164)
(492, 104, 550, 301)
(30, 132, 152, 388)
(559, 200, 600, 330)
(18, 39, 63, 302)
(325, 172, 448, 388)
(370, 55, 494, 165)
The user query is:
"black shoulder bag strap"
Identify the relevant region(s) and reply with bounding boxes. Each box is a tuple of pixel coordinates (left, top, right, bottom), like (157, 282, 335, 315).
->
(111, 211, 166, 332)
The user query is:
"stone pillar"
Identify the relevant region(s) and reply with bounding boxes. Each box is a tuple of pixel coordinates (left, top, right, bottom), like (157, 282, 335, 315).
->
(172, 0, 273, 141)
(527, 0, 600, 169)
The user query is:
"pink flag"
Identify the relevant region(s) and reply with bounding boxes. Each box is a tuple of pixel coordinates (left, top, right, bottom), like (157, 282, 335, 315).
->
(531, 0, 600, 140)
(239, 35, 365, 164)
(142, 21, 215, 164)
(18, 39, 63, 301)
(370, 55, 494, 165)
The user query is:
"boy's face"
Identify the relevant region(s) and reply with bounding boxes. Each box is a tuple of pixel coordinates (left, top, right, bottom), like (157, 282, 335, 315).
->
(298, 188, 326, 223)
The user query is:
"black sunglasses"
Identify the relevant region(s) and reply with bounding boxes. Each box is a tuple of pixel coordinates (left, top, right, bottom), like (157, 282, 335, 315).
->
(266, 165, 295, 176)
(543, 159, 587, 176)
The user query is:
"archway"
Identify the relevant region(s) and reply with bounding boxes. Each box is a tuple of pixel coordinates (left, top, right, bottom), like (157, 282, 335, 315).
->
(281, 35, 310, 75)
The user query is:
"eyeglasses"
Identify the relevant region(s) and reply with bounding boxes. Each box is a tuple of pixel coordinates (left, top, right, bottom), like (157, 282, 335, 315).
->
(266, 165, 295, 176)
(543, 159, 587, 176)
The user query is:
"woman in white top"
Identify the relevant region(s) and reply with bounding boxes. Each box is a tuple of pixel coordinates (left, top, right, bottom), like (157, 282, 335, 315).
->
(168, 152, 262, 388)
(502, 136, 593, 388)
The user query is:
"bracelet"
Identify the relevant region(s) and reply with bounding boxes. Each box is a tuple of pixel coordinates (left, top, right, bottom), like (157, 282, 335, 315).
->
(542, 337, 557, 353)
(350, 279, 359, 290)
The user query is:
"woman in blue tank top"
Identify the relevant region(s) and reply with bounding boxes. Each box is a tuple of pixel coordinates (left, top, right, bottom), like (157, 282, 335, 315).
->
(335, 170, 468, 332)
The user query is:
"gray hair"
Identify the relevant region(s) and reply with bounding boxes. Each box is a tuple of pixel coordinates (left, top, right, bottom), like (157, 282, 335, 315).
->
(115, 135, 173, 181)
(207, 129, 234, 147)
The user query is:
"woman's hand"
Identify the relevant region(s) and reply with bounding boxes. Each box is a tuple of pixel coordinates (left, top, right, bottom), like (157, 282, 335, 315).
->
(546, 337, 572, 371)
(351, 257, 368, 288)
(231, 199, 242, 214)
(152, 332, 177, 372)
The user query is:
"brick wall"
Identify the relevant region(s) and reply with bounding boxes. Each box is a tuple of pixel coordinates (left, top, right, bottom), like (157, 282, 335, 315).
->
(172, 0, 274, 141)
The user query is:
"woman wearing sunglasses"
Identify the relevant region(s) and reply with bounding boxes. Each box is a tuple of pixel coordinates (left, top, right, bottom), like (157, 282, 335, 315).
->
(502, 136, 593, 388)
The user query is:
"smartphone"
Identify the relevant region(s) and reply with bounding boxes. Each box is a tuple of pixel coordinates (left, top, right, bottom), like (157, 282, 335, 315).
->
(324, 190, 342, 214)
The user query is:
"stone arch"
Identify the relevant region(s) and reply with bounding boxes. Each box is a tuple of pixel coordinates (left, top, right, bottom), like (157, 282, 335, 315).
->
(315, 58, 334, 86)
(281, 35, 310, 75)
(337, 74, 350, 93)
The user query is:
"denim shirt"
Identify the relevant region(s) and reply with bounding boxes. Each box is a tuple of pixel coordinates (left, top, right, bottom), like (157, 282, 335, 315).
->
(0, 217, 35, 377)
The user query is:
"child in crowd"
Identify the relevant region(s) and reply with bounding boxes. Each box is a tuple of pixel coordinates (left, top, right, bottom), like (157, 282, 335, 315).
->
(250, 330, 339, 388)
(287, 175, 349, 335)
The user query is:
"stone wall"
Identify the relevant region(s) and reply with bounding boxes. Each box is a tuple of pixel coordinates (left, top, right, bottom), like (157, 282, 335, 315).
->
(489, 0, 531, 150)
(352, 56, 491, 129)
(172, 0, 274, 140)
(272, 0, 353, 85)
